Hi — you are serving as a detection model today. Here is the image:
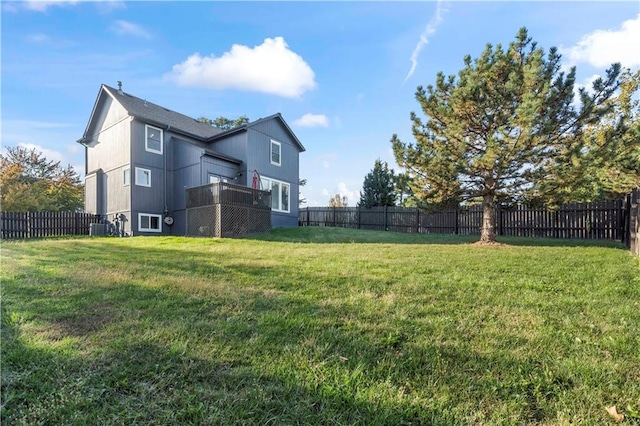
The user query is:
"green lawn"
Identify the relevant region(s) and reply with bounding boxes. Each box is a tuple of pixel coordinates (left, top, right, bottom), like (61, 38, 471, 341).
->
(2, 228, 639, 425)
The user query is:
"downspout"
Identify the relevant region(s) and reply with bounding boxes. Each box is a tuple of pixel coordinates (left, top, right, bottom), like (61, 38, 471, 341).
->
(164, 128, 169, 214)
(164, 127, 170, 234)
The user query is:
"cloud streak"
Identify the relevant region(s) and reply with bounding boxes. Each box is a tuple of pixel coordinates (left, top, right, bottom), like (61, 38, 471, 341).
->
(110, 20, 152, 39)
(404, 0, 449, 83)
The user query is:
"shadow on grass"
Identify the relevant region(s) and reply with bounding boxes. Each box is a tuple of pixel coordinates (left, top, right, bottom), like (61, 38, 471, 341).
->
(2, 243, 592, 425)
(2, 270, 453, 425)
(247, 226, 626, 249)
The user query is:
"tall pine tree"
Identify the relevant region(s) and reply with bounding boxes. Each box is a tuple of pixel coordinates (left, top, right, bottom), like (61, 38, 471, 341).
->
(358, 159, 397, 208)
(392, 28, 621, 243)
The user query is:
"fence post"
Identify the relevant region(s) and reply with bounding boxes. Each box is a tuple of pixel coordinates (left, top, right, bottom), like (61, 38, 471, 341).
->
(27, 211, 32, 239)
(357, 207, 361, 229)
(333, 206, 336, 227)
(384, 206, 388, 231)
(415, 208, 420, 234)
(306, 207, 310, 227)
(497, 205, 502, 236)
(621, 196, 629, 246)
(454, 209, 459, 235)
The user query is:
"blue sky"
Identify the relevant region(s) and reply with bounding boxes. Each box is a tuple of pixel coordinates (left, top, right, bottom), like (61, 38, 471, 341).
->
(2, 1, 639, 207)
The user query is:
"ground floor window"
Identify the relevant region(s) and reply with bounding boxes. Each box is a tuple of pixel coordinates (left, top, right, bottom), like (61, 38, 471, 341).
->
(260, 176, 290, 213)
(138, 213, 162, 232)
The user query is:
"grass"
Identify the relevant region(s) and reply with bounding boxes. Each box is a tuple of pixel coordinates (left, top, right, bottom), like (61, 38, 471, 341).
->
(1, 227, 639, 425)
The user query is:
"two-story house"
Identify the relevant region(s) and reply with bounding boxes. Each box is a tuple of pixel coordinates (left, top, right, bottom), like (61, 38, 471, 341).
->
(78, 83, 305, 235)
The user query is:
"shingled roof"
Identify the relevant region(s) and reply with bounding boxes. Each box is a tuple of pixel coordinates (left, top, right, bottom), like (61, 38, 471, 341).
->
(102, 84, 223, 140)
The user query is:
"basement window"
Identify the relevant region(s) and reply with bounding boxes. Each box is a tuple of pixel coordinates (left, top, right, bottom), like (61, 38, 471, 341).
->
(138, 213, 162, 232)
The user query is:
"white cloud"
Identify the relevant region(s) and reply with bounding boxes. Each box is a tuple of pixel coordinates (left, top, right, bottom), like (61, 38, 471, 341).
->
(26, 33, 49, 43)
(96, 0, 126, 13)
(110, 20, 152, 39)
(7, 0, 124, 12)
(404, 0, 449, 83)
(17, 143, 65, 164)
(293, 113, 329, 128)
(560, 14, 640, 69)
(167, 37, 317, 98)
(337, 182, 359, 205)
(319, 183, 359, 206)
(23, 0, 78, 12)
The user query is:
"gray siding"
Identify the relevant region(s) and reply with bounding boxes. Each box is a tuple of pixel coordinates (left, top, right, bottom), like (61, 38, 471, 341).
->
(84, 93, 303, 234)
(247, 122, 300, 227)
(212, 119, 302, 228)
(209, 132, 248, 181)
(86, 97, 130, 174)
(84, 172, 99, 214)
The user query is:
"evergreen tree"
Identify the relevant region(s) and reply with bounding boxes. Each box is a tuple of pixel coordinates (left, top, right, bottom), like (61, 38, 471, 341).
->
(0, 146, 84, 212)
(358, 159, 397, 208)
(392, 28, 621, 243)
(530, 68, 640, 205)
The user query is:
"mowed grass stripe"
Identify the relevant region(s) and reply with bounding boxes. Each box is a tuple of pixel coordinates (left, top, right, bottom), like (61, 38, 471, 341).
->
(1, 228, 639, 425)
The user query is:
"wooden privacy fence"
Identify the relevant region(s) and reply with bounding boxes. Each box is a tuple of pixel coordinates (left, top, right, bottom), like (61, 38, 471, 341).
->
(300, 198, 630, 241)
(627, 188, 640, 256)
(1, 211, 101, 239)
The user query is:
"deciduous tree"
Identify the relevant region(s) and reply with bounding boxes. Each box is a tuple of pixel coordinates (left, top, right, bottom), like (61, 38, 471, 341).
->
(328, 194, 348, 207)
(0, 146, 84, 212)
(198, 115, 250, 130)
(392, 28, 621, 243)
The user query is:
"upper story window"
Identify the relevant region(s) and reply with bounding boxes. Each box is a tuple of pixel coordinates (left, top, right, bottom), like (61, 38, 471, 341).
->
(145, 125, 163, 155)
(123, 168, 130, 186)
(270, 140, 281, 166)
(135, 167, 151, 187)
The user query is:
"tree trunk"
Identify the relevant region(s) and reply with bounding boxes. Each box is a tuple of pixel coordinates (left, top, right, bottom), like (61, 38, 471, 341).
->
(480, 194, 496, 243)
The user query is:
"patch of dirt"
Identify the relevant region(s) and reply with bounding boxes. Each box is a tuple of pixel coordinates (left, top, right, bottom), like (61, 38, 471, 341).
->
(472, 240, 510, 247)
(49, 303, 113, 339)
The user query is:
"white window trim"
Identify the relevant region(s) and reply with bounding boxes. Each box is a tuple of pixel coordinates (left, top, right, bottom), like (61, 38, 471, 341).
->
(145, 124, 163, 155)
(123, 168, 130, 186)
(261, 176, 290, 213)
(135, 167, 151, 187)
(138, 213, 162, 233)
(270, 140, 281, 166)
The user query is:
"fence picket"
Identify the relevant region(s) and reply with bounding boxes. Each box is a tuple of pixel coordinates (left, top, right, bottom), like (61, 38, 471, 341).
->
(1, 211, 101, 239)
(300, 197, 632, 244)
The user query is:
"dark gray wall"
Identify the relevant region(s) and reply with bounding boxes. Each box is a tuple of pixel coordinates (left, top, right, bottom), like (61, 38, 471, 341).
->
(212, 118, 303, 228)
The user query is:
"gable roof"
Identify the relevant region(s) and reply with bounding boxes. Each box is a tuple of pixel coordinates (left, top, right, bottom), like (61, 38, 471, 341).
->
(102, 84, 223, 139)
(208, 113, 306, 152)
(79, 84, 305, 153)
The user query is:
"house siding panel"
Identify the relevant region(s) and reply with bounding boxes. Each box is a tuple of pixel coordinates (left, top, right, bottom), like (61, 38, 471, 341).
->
(246, 125, 300, 226)
(86, 98, 130, 173)
(201, 156, 238, 183)
(131, 120, 165, 170)
(84, 173, 99, 214)
(209, 133, 248, 180)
